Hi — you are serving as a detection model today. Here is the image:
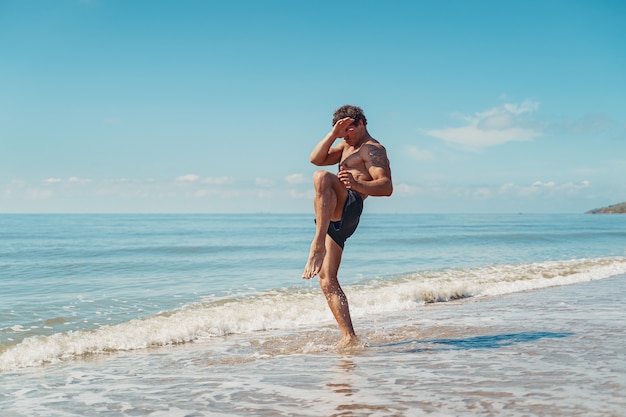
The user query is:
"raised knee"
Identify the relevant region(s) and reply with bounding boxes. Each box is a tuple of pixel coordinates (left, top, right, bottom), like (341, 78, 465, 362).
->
(312, 170, 334, 188)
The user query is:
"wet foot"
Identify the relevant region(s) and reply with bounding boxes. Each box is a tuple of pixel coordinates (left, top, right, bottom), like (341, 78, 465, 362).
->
(336, 335, 364, 350)
(302, 245, 325, 279)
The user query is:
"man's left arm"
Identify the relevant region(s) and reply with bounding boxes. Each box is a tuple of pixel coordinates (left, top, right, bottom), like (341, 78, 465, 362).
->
(342, 145, 393, 197)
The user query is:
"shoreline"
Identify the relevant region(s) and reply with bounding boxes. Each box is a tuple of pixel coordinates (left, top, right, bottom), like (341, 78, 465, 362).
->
(1, 275, 624, 416)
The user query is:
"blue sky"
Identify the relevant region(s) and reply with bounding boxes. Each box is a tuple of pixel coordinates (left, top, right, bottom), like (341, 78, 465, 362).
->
(1, 0, 624, 213)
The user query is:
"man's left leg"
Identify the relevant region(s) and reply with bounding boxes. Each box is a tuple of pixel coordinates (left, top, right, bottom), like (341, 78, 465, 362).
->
(318, 234, 358, 347)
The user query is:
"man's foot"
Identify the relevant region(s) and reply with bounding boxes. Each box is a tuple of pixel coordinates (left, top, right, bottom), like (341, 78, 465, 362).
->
(336, 335, 365, 349)
(302, 245, 326, 279)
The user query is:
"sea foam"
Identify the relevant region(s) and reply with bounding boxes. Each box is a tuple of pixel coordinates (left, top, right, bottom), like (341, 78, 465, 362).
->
(1, 257, 625, 372)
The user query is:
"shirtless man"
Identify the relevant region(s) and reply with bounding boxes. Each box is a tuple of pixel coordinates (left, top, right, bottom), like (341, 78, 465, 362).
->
(302, 105, 393, 347)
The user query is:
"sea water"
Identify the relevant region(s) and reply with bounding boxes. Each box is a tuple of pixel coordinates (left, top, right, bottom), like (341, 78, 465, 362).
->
(1, 213, 625, 416)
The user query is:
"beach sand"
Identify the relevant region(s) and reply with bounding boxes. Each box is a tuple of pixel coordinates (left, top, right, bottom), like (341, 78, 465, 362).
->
(2, 274, 625, 416)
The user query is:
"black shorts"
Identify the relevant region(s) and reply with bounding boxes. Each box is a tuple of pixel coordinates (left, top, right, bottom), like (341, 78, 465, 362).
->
(327, 189, 364, 249)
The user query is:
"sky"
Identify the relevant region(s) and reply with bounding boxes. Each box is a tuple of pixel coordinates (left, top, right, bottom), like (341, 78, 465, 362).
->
(1, 0, 625, 213)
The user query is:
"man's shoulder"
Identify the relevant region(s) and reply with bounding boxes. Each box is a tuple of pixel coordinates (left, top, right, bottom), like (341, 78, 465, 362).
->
(363, 137, 385, 148)
(361, 140, 387, 155)
(360, 141, 389, 168)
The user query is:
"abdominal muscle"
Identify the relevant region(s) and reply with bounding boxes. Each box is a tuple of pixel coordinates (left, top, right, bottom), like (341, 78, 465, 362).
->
(339, 161, 370, 200)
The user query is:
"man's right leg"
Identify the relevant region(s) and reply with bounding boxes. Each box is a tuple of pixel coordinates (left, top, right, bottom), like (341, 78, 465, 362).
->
(302, 170, 348, 279)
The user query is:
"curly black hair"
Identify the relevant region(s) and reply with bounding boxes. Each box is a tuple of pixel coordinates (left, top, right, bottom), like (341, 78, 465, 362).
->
(332, 105, 368, 127)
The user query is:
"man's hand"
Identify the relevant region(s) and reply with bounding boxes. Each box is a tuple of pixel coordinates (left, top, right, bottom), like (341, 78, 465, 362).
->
(338, 166, 355, 189)
(331, 117, 355, 138)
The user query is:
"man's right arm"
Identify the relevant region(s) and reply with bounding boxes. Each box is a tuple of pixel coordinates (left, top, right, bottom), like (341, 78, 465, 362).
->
(309, 117, 353, 166)
(309, 132, 343, 166)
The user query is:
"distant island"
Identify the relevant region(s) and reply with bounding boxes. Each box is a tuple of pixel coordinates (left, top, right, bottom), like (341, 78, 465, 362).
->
(586, 202, 626, 214)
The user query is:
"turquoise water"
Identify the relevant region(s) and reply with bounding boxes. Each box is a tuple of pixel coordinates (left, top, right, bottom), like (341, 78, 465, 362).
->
(1, 213, 625, 416)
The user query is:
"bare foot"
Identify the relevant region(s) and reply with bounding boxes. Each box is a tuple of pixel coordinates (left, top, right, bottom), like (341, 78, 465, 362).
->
(336, 335, 365, 350)
(302, 244, 326, 279)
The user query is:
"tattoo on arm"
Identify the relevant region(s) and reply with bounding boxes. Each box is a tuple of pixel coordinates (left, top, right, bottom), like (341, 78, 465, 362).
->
(368, 146, 389, 169)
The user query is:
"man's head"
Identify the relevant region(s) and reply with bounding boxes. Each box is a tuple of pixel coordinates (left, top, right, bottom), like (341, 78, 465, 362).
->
(332, 105, 368, 127)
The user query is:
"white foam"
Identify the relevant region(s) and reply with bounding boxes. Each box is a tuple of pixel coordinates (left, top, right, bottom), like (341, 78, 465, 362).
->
(1, 257, 625, 371)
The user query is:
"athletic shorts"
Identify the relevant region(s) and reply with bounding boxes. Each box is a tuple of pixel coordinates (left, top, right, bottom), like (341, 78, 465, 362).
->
(327, 189, 364, 249)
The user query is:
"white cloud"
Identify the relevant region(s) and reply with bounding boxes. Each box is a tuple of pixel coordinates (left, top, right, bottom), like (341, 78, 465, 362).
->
(288, 189, 314, 199)
(499, 183, 514, 193)
(1, 173, 601, 213)
(42, 177, 91, 185)
(473, 188, 492, 198)
(285, 173, 308, 185)
(67, 176, 91, 184)
(562, 180, 591, 190)
(532, 181, 556, 188)
(406, 146, 434, 161)
(3, 181, 54, 201)
(500, 180, 591, 196)
(176, 175, 234, 185)
(200, 176, 235, 185)
(176, 174, 200, 182)
(426, 100, 542, 149)
(255, 177, 275, 187)
(394, 183, 423, 196)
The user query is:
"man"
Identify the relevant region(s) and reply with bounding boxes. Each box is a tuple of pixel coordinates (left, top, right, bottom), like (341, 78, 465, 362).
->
(302, 105, 393, 348)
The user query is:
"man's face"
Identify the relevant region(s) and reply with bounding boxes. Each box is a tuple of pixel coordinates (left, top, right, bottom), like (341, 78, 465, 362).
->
(342, 120, 362, 145)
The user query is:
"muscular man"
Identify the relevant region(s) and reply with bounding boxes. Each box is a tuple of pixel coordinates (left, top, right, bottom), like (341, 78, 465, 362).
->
(302, 105, 393, 347)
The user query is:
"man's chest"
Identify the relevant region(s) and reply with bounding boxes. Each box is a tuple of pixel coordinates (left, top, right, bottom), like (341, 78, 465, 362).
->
(340, 148, 365, 169)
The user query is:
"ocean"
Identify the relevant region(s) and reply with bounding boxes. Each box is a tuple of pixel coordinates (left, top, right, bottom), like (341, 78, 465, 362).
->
(1, 213, 625, 416)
